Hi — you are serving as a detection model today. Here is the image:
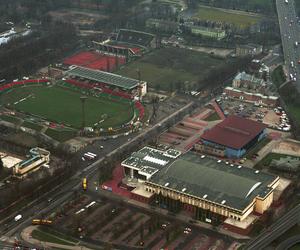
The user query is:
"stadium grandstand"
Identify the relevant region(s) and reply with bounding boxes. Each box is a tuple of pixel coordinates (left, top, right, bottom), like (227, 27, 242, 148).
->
(65, 66, 147, 98)
(92, 41, 142, 58)
(90, 29, 155, 64)
(0, 79, 50, 92)
(116, 29, 155, 48)
(122, 146, 281, 234)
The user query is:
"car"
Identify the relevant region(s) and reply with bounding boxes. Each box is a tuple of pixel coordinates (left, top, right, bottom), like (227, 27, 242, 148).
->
(161, 222, 170, 229)
(14, 214, 22, 222)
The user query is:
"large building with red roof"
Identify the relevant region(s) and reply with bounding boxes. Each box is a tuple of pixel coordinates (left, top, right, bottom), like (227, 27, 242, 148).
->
(200, 116, 267, 158)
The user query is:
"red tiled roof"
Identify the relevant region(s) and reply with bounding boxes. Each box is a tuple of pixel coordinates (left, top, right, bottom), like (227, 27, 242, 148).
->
(201, 115, 267, 149)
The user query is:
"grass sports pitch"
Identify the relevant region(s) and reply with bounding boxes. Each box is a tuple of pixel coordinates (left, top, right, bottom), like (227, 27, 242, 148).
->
(0, 85, 134, 129)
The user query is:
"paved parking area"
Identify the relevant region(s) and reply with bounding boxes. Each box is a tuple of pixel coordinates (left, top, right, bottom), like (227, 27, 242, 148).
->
(46, 194, 239, 249)
(217, 96, 282, 129)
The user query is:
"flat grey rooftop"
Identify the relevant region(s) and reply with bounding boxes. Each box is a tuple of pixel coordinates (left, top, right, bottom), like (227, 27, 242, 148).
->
(122, 147, 181, 177)
(148, 152, 278, 211)
(66, 66, 140, 90)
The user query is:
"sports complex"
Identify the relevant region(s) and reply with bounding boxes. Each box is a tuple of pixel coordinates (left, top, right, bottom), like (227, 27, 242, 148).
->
(0, 71, 146, 141)
(0, 29, 154, 141)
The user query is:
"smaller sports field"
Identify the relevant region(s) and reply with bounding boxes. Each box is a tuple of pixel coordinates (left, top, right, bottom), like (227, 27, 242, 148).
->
(0, 85, 134, 129)
(63, 51, 126, 72)
(193, 5, 262, 28)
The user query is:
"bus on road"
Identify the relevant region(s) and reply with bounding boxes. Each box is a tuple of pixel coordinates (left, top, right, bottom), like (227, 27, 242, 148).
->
(82, 178, 87, 191)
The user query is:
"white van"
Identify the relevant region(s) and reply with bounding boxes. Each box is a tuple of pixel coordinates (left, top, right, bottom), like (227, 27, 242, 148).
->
(14, 214, 22, 222)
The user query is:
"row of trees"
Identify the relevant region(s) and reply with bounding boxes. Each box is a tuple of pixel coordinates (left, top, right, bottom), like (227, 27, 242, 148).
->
(186, 0, 275, 15)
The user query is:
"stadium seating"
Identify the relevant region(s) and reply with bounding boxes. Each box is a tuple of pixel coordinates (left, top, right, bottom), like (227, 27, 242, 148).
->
(135, 101, 144, 120)
(65, 79, 133, 100)
(117, 29, 154, 47)
(0, 79, 49, 92)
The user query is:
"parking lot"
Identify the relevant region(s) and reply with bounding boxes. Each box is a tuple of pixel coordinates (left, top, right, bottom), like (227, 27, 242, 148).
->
(46, 194, 240, 249)
(216, 94, 290, 131)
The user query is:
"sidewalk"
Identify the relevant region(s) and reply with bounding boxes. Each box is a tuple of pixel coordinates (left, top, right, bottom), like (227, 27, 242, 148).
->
(21, 225, 92, 250)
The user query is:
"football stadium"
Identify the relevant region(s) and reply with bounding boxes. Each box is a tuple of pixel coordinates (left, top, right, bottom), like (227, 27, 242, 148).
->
(0, 75, 145, 137)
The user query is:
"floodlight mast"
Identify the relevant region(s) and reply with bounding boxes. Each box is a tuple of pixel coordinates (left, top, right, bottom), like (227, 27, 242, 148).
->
(80, 96, 88, 129)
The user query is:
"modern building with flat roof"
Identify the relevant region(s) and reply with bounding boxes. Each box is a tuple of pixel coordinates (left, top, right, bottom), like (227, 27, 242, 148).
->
(13, 147, 50, 178)
(122, 146, 181, 182)
(200, 115, 267, 158)
(188, 25, 226, 40)
(122, 146, 279, 232)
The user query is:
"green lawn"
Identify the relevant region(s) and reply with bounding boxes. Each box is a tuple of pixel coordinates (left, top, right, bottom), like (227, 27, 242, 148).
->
(286, 104, 300, 125)
(0, 85, 134, 129)
(194, 5, 262, 28)
(22, 120, 44, 131)
(31, 229, 76, 246)
(0, 114, 21, 124)
(117, 47, 225, 91)
(38, 227, 79, 244)
(45, 128, 77, 142)
(204, 112, 220, 121)
(254, 153, 298, 170)
(271, 65, 286, 88)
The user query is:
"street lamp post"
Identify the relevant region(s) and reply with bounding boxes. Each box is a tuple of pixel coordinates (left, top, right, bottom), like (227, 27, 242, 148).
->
(80, 96, 87, 129)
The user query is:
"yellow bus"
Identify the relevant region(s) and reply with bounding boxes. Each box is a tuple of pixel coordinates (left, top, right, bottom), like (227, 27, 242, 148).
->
(32, 219, 52, 225)
(82, 178, 87, 191)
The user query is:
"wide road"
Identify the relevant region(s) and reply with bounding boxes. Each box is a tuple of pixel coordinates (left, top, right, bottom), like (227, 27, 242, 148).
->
(246, 203, 300, 249)
(276, 0, 300, 91)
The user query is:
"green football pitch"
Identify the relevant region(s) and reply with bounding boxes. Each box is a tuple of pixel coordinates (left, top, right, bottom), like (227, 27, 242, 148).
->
(0, 85, 134, 129)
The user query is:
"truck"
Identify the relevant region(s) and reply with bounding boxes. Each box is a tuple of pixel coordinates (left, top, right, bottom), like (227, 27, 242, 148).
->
(285, 0, 288, 4)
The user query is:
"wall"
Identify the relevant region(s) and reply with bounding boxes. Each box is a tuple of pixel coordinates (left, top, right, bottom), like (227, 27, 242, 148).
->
(255, 192, 273, 214)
